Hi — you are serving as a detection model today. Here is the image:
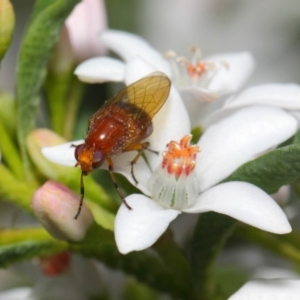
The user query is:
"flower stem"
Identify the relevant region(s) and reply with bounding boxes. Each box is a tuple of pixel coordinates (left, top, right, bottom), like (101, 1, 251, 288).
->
(0, 164, 37, 212)
(236, 225, 300, 266)
(44, 67, 75, 137)
(0, 119, 24, 179)
(63, 76, 84, 140)
(190, 212, 237, 300)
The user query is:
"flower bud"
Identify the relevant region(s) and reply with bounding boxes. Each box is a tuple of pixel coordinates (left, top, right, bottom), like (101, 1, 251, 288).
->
(65, 0, 107, 63)
(26, 129, 68, 179)
(32, 180, 93, 241)
(37, 251, 71, 276)
(0, 0, 15, 62)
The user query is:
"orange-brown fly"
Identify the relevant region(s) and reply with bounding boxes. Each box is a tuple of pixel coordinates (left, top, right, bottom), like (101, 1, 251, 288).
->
(73, 72, 171, 219)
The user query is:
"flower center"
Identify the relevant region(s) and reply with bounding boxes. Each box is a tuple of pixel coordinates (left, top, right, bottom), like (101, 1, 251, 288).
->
(148, 135, 200, 210)
(165, 47, 228, 91)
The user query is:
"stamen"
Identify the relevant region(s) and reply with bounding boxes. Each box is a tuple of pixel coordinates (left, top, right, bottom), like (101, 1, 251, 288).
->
(164, 47, 229, 90)
(148, 135, 201, 210)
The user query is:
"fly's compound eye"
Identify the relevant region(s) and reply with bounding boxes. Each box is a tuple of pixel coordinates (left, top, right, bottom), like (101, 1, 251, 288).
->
(92, 150, 105, 169)
(74, 144, 85, 161)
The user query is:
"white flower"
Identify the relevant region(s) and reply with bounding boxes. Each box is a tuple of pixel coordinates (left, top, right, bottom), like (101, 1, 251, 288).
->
(42, 100, 296, 254)
(206, 83, 300, 128)
(228, 279, 300, 300)
(74, 30, 255, 126)
(42, 36, 298, 255)
(113, 104, 296, 254)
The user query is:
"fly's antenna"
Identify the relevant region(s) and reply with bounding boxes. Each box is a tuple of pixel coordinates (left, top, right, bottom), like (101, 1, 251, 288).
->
(74, 171, 85, 219)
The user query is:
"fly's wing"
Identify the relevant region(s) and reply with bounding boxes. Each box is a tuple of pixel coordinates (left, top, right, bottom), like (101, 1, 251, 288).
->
(102, 72, 171, 119)
(88, 72, 171, 131)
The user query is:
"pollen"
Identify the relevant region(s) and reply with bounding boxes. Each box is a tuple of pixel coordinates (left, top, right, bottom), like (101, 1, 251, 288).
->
(148, 135, 201, 210)
(162, 134, 200, 178)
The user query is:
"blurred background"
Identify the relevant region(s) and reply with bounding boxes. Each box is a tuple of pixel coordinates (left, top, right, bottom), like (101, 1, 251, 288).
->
(1, 0, 300, 93)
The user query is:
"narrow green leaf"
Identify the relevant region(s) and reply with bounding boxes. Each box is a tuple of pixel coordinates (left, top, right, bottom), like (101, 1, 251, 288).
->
(190, 212, 236, 300)
(225, 143, 300, 194)
(0, 228, 67, 267)
(16, 0, 80, 176)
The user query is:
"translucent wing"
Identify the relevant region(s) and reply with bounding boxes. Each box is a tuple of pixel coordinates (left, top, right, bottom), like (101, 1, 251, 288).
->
(102, 72, 171, 119)
(88, 72, 171, 132)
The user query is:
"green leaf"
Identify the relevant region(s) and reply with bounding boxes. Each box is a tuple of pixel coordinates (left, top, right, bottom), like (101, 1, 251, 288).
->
(0, 228, 67, 267)
(224, 143, 300, 193)
(190, 212, 236, 300)
(16, 0, 80, 177)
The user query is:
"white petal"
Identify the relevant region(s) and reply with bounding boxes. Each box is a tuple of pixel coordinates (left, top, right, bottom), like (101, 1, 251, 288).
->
(179, 87, 221, 127)
(100, 30, 171, 76)
(228, 279, 300, 300)
(224, 83, 300, 110)
(0, 287, 32, 300)
(184, 182, 291, 234)
(197, 106, 298, 191)
(148, 87, 191, 167)
(114, 87, 191, 195)
(124, 57, 160, 85)
(112, 59, 191, 195)
(74, 57, 125, 83)
(42, 140, 83, 166)
(206, 52, 255, 92)
(114, 194, 180, 254)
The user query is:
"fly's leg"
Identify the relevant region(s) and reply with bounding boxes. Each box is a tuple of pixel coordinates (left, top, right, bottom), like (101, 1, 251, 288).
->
(123, 142, 153, 185)
(74, 171, 85, 219)
(106, 157, 132, 210)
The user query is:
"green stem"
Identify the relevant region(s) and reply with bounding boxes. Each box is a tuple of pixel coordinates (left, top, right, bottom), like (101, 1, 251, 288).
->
(236, 225, 300, 266)
(0, 119, 24, 179)
(0, 164, 37, 212)
(190, 212, 237, 300)
(44, 67, 75, 136)
(64, 77, 84, 140)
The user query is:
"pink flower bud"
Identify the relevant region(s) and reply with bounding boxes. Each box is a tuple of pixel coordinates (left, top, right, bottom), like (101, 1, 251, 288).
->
(65, 0, 107, 63)
(37, 251, 71, 276)
(32, 180, 93, 241)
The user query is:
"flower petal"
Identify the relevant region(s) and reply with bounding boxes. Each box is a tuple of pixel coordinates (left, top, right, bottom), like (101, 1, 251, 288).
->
(228, 279, 300, 300)
(115, 194, 180, 254)
(75, 57, 125, 83)
(206, 52, 255, 92)
(184, 182, 291, 234)
(111, 58, 191, 195)
(112, 87, 191, 195)
(42, 140, 83, 166)
(179, 87, 222, 127)
(224, 83, 300, 110)
(196, 106, 298, 191)
(100, 29, 171, 76)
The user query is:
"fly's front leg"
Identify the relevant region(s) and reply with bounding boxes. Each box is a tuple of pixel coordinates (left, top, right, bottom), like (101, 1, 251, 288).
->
(106, 157, 132, 210)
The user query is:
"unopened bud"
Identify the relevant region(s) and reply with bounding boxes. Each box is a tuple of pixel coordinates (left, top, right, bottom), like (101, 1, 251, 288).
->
(32, 180, 93, 241)
(0, 0, 15, 62)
